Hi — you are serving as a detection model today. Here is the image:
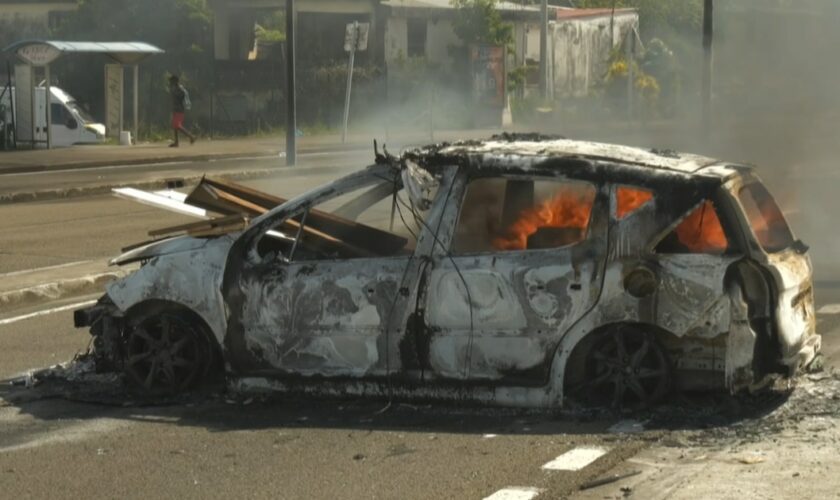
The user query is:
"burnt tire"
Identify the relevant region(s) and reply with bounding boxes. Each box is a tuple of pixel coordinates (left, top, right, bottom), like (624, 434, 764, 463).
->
(122, 309, 216, 395)
(578, 325, 671, 410)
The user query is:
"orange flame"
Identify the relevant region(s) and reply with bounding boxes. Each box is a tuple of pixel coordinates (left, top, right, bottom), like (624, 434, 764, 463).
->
(493, 188, 595, 251)
(616, 187, 653, 219)
(675, 201, 728, 253)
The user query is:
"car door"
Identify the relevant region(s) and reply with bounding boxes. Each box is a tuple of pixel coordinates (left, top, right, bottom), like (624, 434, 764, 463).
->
(418, 171, 609, 384)
(222, 164, 453, 379)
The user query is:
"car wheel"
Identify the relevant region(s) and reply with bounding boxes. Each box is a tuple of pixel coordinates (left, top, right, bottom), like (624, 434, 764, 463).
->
(123, 310, 214, 395)
(580, 325, 671, 410)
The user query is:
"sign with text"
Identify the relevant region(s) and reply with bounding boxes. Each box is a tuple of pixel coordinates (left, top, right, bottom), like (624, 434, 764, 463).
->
(344, 22, 370, 52)
(16, 44, 61, 66)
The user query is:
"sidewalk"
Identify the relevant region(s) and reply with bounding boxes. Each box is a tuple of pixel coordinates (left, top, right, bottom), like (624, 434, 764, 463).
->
(0, 129, 502, 174)
(0, 260, 135, 314)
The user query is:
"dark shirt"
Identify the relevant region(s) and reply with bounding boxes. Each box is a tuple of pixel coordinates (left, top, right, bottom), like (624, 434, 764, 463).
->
(171, 85, 186, 113)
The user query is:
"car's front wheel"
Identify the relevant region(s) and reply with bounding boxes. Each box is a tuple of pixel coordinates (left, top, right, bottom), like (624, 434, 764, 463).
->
(123, 307, 216, 395)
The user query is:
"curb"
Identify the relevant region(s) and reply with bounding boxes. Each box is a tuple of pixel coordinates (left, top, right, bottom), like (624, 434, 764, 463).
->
(0, 151, 282, 175)
(0, 163, 352, 205)
(0, 269, 130, 314)
(0, 140, 377, 176)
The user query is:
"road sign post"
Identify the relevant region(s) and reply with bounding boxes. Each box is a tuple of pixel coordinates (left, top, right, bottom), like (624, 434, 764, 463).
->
(286, 0, 297, 166)
(342, 21, 369, 144)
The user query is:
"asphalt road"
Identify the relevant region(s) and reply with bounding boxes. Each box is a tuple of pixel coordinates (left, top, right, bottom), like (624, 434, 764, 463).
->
(0, 161, 359, 274)
(2, 157, 840, 499)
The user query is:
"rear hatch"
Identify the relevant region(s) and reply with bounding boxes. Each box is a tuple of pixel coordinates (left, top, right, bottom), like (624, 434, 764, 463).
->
(736, 181, 820, 373)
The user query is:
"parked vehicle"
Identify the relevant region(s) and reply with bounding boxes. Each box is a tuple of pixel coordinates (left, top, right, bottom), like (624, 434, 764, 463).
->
(75, 135, 821, 409)
(0, 85, 105, 148)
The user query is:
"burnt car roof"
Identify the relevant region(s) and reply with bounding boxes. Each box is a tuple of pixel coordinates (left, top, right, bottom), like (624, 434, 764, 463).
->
(403, 135, 745, 180)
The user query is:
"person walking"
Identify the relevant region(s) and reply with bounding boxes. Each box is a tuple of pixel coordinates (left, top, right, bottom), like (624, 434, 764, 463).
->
(168, 75, 195, 147)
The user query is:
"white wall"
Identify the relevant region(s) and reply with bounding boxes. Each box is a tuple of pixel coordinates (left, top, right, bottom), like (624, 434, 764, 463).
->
(384, 17, 408, 64)
(550, 13, 638, 98)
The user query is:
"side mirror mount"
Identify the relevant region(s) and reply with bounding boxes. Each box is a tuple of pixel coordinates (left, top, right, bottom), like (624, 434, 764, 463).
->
(792, 239, 809, 255)
(66, 117, 78, 130)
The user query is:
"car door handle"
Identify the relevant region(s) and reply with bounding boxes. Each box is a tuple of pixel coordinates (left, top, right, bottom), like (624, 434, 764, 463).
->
(569, 283, 582, 291)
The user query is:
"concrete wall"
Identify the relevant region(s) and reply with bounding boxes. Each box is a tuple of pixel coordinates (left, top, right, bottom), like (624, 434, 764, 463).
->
(384, 16, 407, 63)
(549, 13, 638, 98)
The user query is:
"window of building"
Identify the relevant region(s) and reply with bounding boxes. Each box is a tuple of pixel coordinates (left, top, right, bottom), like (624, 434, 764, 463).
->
(655, 200, 729, 254)
(615, 186, 654, 219)
(407, 17, 427, 57)
(451, 177, 596, 254)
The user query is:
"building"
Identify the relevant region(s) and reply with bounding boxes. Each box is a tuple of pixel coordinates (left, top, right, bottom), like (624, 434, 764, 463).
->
(209, 1, 637, 97)
(0, 0, 77, 35)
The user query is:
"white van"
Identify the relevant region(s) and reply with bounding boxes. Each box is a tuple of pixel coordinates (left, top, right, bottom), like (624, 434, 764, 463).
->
(0, 85, 105, 148)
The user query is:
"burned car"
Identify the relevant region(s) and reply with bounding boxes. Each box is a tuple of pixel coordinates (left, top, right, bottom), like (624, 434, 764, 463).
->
(75, 136, 820, 408)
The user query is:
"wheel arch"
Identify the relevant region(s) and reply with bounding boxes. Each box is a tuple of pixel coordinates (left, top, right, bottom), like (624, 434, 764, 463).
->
(123, 298, 224, 363)
(546, 320, 680, 407)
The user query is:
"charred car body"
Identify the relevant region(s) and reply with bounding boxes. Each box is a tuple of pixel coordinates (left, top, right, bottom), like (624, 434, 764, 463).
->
(75, 136, 820, 408)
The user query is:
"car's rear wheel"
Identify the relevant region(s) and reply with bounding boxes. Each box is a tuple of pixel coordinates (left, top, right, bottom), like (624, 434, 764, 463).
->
(123, 309, 214, 395)
(579, 325, 671, 410)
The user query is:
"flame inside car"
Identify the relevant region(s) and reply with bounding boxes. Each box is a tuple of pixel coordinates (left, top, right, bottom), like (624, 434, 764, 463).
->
(493, 187, 595, 251)
(675, 201, 728, 254)
(616, 186, 654, 220)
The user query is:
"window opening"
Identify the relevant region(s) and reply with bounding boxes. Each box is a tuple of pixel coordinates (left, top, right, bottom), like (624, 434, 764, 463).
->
(451, 177, 596, 254)
(656, 200, 728, 254)
(738, 183, 794, 253)
(259, 172, 439, 262)
(407, 18, 427, 57)
(615, 186, 654, 219)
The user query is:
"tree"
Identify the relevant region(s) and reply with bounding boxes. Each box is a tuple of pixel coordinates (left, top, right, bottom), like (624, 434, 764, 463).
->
(451, 0, 514, 46)
(572, 0, 703, 42)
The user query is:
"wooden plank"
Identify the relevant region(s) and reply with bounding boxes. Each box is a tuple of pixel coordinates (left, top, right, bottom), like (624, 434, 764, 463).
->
(148, 214, 249, 237)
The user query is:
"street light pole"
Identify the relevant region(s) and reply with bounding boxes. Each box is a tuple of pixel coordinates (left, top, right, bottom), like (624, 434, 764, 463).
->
(285, 0, 297, 166)
(702, 0, 714, 140)
(539, 0, 548, 99)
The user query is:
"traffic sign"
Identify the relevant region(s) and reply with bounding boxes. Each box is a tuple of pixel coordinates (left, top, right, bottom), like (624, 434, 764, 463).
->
(344, 22, 370, 52)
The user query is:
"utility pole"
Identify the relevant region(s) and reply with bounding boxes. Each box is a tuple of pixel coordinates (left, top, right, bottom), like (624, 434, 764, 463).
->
(539, 0, 548, 99)
(285, 0, 297, 166)
(702, 0, 713, 141)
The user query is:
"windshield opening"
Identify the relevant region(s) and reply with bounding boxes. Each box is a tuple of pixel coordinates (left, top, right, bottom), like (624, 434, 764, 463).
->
(737, 182, 795, 253)
(67, 101, 96, 123)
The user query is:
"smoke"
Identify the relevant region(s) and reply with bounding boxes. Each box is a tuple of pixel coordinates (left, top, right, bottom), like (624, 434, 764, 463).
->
(522, 1, 840, 280)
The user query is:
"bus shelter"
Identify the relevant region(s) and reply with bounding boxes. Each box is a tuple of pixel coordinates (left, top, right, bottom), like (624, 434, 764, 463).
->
(2, 40, 163, 149)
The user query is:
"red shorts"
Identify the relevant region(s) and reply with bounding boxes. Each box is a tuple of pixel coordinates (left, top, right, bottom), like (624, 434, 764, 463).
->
(171, 112, 185, 129)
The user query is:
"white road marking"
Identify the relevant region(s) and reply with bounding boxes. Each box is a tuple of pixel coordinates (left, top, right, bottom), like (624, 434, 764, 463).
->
(0, 260, 93, 278)
(541, 446, 608, 471)
(818, 304, 840, 315)
(483, 486, 543, 500)
(0, 417, 125, 454)
(0, 299, 97, 326)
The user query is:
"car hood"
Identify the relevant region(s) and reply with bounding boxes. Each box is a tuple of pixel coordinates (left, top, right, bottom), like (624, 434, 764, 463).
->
(110, 236, 213, 266)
